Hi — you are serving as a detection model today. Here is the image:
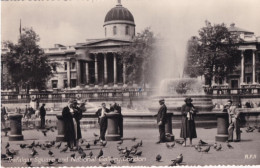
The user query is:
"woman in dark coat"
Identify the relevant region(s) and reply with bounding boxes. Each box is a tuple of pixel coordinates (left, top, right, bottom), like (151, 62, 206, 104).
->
(180, 97, 198, 146)
(62, 99, 82, 149)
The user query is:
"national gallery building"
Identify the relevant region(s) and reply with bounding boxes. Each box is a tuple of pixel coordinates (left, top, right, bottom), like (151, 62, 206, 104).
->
(1, 1, 260, 95)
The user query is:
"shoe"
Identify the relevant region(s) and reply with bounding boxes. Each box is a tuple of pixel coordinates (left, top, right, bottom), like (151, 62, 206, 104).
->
(234, 140, 240, 142)
(227, 140, 233, 142)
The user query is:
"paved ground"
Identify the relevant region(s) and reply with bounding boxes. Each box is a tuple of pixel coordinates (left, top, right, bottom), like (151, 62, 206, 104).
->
(1, 127, 260, 167)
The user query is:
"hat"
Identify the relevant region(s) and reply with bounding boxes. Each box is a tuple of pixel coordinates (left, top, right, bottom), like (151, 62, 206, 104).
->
(184, 97, 193, 102)
(159, 98, 165, 102)
(68, 99, 78, 105)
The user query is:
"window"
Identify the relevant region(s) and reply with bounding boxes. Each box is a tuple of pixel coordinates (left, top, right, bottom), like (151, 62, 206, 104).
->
(246, 76, 251, 84)
(71, 79, 77, 88)
(113, 26, 117, 35)
(71, 62, 76, 70)
(52, 80, 58, 89)
(64, 80, 68, 88)
(52, 65, 57, 71)
(64, 62, 67, 70)
(125, 26, 129, 35)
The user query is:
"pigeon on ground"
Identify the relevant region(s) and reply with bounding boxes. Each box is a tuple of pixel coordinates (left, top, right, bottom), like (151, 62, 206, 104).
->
(128, 156, 134, 163)
(30, 148, 38, 157)
(101, 141, 107, 147)
(20, 144, 27, 149)
(171, 154, 183, 164)
(71, 153, 76, 159)
(94, 139, 99, 145)
(26, 158, 32, 167)
(5, 142, 10, 149)
(216, 144, 222, 151)
(198, 139, 208, 145)
(42, 130, 48, 136)
(97, 149, 103, 158)
(56, 142, 62, 149)
(89, 151, 93, 158)
(135, 151, 142, 156)
(48, 160, 55, 166)
(213, 142, 217, 149)
(130, 148, 137, 155)
(110, 157, 116, 164)
(117, 140, 123, 145)
(175, 139, 184, 145)
(81, 152, 87, 159)
(139, 140, 143, 147)
(86, 143, 91, 149)
(227, 142, 233, 149)
(156, 154, 162, 162)
(93, 133, 99, 137)
(166, 143, 171, 148)
(60, 146, 68, 153)
(48, 150, 54, 157)
(55, 158, 63, 164)
(201, 146, 211, 153)
(170, 142, 175, 148)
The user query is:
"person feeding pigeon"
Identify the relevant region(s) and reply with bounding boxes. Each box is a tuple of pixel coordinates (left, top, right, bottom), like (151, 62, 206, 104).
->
(180, 97, 198, 147)
(62, 99, 82, 150)
(223, 100, 241, 142)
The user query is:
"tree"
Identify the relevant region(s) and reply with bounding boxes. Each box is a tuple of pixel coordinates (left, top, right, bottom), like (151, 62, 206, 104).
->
(184, 21, 241, 86)
(119, 27, 156, 88)
(2, 27, 55, 93)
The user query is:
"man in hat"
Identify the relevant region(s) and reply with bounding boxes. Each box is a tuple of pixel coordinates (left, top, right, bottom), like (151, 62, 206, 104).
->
(224, 100, 241, 142)
(40, 103, 46, 128)
(156, 98, 167, 144)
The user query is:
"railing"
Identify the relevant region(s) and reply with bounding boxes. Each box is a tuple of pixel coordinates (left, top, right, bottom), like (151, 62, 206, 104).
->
(210, 87, 260, 95)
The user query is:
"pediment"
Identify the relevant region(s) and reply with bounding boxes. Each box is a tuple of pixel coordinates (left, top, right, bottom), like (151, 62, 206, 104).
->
(79, 38, 132, 48)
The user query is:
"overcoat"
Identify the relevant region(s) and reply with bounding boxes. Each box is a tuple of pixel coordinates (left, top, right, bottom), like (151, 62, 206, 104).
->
(180, 103, 197, 138)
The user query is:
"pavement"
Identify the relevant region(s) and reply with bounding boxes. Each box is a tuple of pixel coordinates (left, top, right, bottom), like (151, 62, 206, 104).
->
(1, 127, 260, 167)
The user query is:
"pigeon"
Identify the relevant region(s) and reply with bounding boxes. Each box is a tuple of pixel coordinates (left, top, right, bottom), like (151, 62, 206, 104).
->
(169, 162, 177, 166)
(60, 146, 68, 153)
(55, 158, 63, 164)
(170, 142, 175, 148)
(48, 160, 55, 166)
(156, 154, 162, 162)
(94, 133, 99, 137)
(56, 142, 62, 149)
(132, 143, 140, 149)
(42, 130, 48, 136)
(27, 144, 34, 149)
(166, 143, 171, 148)
(201, 146, 211, 153)
(30, 148, 38, 157)
(117, 146, 123, 152)
(175, 139, 184, 145)
(71, 153, 76, 159)
(81, 152, 87, 159)
(26, 158, 32, 167)
(97, 149, 103, 158)
(94, 139, 99, 145)
(48, 150, 54, 157)
(86, 143, 91, 149)
(216, 144, 222, 151)
(78, 147, 84, 154)
(101, 141, 107, 147)
(35, 142, 42, 148)
(117, 140, 123, 145)
(110, 157, 116, 164)
(171, 154, 183, 164)
(135, 151, 142, 156)
(213, 143, 217, 149)
(139, 140, 143, 147)
(50, 141, 55, 146)
(6, 148, 18, 157)
(194, 145, 202, 152)
(128, 156, 134, 163)
(227, 142, 233, 149)
(89, 151, 93, 158)
(5, 142, 10, 149)
(198, 139, 208, 145)
(30, 141, 35, 147)
(132, 137, 137, 141)
(20, 144, 27, 149)
(130, 148, 137, 155)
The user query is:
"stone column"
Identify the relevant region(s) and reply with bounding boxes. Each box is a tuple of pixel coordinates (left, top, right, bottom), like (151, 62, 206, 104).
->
(104, 53, 108, 86)
(56, 114, 65, 142)
(94, 54, 98, 86)
(252, 50, 256, 84)
(105, 113, 121, 141)
(113, 53, 117, 86)
(165, 113, 174, 141)
(76, 60, 81, 86)
(8, 113, 24, 141)
(240, 50, 245, 85)
(215, 112, 229, 142)
(85, 62, 89, 85)
(123, 62, 127, 87)
(67, 60, 71, 88)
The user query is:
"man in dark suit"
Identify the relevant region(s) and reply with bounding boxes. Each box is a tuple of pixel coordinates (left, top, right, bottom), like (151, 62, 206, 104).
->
(156, 98, 167, 144)
(110, 102, 123, 138)
(40, 103, 46, 128)
(95, 103, 110, 142)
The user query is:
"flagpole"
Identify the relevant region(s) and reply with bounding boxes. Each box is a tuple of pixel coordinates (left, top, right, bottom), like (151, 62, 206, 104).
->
(19, 19, 22, 37)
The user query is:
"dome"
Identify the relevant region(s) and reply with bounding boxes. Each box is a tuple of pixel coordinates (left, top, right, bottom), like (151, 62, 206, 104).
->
(104, 3, 135, 26)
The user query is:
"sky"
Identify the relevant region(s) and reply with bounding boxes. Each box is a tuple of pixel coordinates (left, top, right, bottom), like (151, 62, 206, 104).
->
(1, 0, 260, 49)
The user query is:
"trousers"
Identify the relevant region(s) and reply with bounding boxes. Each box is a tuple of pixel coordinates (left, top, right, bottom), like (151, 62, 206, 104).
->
(99, 117, 107, 140)
(159, 124, 166, 142)
(118, 117, 123, 138)
(228, 118, 241, 141)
